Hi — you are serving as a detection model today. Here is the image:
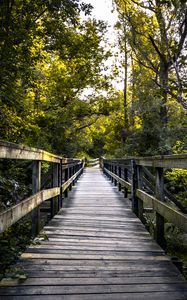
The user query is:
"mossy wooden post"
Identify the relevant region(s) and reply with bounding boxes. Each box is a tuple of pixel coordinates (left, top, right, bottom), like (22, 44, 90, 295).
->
(131, 160, 138, 216)
(154, 167, 166, 249)
(51, 163, 59, 218)
(32, 161, 41, 237)
(118, 166, 122, 191)
(137, 165, 146, 224)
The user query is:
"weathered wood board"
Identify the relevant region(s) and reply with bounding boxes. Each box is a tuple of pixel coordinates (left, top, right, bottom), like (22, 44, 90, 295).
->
(0, 166, 187, 299)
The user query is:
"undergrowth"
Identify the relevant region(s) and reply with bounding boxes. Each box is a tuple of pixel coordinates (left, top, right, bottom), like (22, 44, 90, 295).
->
(0, 215, 32, 280)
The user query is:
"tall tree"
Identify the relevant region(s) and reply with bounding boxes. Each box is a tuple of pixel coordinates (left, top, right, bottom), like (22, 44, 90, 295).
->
(114, 0, 187, 154)
(114, 0, 187, 117)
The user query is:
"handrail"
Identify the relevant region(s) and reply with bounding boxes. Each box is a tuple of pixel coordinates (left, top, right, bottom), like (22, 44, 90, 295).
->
(101, 154, 187, 249)
(0, 141, 61, 163)
(0, 140, 81, 164)
(0, 141, 85, 235)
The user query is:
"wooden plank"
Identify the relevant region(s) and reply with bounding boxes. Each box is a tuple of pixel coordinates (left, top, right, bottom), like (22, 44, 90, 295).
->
(1, 292, 187, 300)
(20, 253, 169, 261)
(1, 283, 187, 295)
(18, 269, 181, 278)
(0, 276, 184, 287)
(42, 230, 151, 239)
(43, 225, 146, 233)
(24, 247, 164, 254)
(11, 261, 179, 271)
(29, 241, 164, 250)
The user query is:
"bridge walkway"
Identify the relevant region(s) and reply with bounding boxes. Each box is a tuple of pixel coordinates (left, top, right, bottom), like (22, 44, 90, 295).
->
(1, 166, 187, 299)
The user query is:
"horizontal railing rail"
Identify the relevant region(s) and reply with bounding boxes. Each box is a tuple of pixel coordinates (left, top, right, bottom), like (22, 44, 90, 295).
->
(101, 154, 187, 249)
(0, 141, 85, 235)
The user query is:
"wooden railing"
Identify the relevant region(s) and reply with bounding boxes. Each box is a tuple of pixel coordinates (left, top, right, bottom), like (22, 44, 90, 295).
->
(0, 141, 85, 235)
(101, 154, 187, 249)
(86, 158, 99, 167)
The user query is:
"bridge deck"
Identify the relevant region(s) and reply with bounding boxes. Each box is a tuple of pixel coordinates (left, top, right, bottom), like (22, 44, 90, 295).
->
(1, 166, 187, 299)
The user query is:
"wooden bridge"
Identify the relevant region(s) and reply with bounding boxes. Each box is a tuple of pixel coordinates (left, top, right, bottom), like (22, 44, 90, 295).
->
(0, 141, 187, 299)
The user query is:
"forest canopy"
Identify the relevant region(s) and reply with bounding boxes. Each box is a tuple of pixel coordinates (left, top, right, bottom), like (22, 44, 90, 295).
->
(0, 0, 186, 157)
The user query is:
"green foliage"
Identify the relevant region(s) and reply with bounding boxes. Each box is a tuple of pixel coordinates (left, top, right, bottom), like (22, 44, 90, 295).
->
(165, 169, 187, 206)
(0, 0, 113, 155)
(0, 216, 32, 280)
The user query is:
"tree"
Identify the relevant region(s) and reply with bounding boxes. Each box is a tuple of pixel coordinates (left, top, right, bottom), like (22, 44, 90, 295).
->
(114, 0, 187, 154)
(0, 0, 113, 155)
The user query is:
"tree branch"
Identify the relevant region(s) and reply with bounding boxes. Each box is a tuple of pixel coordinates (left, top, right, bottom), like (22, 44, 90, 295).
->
(148, 34, 167, 64)
(152, 77, 187, 110)
(129, 0, 155, 12)
(74, 116, 99, 132)
(131, 42, 157, 72)
(169, 8, 187, 65)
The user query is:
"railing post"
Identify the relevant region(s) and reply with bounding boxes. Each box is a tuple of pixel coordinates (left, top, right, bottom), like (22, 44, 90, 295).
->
(59, 159, 63, 209)
(64, 167, 69, 198)
(77, 163, 81, 180)
(131, 160, 138, 216)
(108, 163, 111, 180)
(69, 166, 72, 191)
(124, 167, 128, 198)
(118, 166, 122, 191)
(114, 165, 117, 186)
(50, 163, 59, 218)
(154, 167, 166, 249)
(100, 157, 103, 170)
(104, 162, 108, 178)
(111, 164, 114, 183)
(32, 160, 41, 237)
(105, 162, 108, 178)
(72, 165, 75, 186)
(137, 165, 146, 224)
(156, 167, 164, 202)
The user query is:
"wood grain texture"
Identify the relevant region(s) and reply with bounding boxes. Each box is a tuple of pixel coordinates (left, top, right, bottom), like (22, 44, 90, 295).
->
(0, 166, 187, 300)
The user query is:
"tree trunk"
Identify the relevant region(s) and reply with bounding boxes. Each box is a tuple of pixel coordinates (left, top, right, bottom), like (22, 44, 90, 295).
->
(159, 59, 168, 127)
(123, 5, 128, 132)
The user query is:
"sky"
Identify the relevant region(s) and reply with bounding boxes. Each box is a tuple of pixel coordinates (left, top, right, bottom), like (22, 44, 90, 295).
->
(82, 0, 118, 25)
